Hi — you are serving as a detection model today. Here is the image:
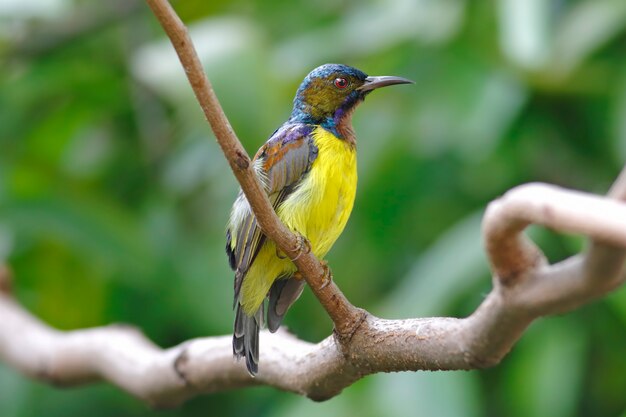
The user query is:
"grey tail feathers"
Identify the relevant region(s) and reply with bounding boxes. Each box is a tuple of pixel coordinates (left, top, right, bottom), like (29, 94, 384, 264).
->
(233, 276, 304, 375)
(233, 302, 263, 376)
(267, 277, 305, 332)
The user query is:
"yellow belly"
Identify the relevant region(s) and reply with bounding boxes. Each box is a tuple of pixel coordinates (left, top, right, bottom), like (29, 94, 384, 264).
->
(240, 126, 357, 314)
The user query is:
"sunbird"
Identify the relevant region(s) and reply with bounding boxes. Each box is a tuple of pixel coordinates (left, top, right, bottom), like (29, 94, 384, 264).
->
(226, 63, 413, 375)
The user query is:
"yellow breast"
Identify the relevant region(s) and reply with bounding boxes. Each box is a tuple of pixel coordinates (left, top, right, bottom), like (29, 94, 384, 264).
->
(239, 126, 357, 314)
(277, 126, 357, 257)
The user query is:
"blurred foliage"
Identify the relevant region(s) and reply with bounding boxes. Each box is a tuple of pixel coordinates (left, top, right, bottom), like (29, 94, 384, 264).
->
(0, 0, 625, 416)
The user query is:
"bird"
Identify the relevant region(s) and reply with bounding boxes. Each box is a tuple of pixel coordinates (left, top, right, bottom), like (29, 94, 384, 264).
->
(226, 63, 413, 375)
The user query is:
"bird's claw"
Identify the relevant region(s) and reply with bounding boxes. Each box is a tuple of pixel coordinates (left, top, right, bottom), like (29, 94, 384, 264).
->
(276, 233, 310, 261)
(319, 260, 333, 289)
(290, 233, 311, 262)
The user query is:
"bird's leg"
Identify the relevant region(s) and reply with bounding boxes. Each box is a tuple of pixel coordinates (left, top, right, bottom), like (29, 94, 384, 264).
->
(290, 233, 311, 262)
(319, 260, 333, 289)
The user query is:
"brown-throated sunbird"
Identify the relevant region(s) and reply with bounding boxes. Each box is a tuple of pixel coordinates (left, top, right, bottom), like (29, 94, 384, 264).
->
(226, 63, 413, 375)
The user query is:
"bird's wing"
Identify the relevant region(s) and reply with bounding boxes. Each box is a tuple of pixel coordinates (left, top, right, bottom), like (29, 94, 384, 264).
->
(226, 123, 318, 300)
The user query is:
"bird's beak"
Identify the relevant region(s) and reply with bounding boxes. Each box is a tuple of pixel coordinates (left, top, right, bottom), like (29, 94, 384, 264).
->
(357, 75, 414, 92)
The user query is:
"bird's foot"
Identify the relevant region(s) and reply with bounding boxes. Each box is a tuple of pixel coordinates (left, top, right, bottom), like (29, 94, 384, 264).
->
(290, 233, 311, 262)
(319, 260, 333, 289)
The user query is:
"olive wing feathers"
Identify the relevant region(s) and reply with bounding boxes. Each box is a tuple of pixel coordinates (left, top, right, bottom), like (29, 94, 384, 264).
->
(226, 123, 318, 301)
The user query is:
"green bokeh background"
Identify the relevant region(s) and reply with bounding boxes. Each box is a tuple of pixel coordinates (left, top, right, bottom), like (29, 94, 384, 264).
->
(1, 0, 626, 416)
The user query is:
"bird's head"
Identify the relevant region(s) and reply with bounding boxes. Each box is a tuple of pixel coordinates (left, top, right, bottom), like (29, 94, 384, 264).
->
(290, 63, 413, 136)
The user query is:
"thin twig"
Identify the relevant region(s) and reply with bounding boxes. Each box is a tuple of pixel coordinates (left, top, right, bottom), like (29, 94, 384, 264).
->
(0, 264, 11, 295)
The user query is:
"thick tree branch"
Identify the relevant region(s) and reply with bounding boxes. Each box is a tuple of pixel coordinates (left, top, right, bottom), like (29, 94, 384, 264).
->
(2, 180, 626, 403)
(483, 182, 626, 283)
(2, 0, 626, 407)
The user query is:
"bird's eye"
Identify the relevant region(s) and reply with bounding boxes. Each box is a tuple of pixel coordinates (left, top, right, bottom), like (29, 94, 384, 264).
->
(334, 77, 348, 89)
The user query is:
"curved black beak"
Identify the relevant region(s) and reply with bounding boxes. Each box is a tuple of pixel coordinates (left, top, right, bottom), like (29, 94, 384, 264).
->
(357, 75, 414, 92)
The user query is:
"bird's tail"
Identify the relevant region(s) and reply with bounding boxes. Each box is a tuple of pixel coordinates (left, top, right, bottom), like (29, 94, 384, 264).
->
(233, 302, 263, 376)
(267, 276, 305, 332)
